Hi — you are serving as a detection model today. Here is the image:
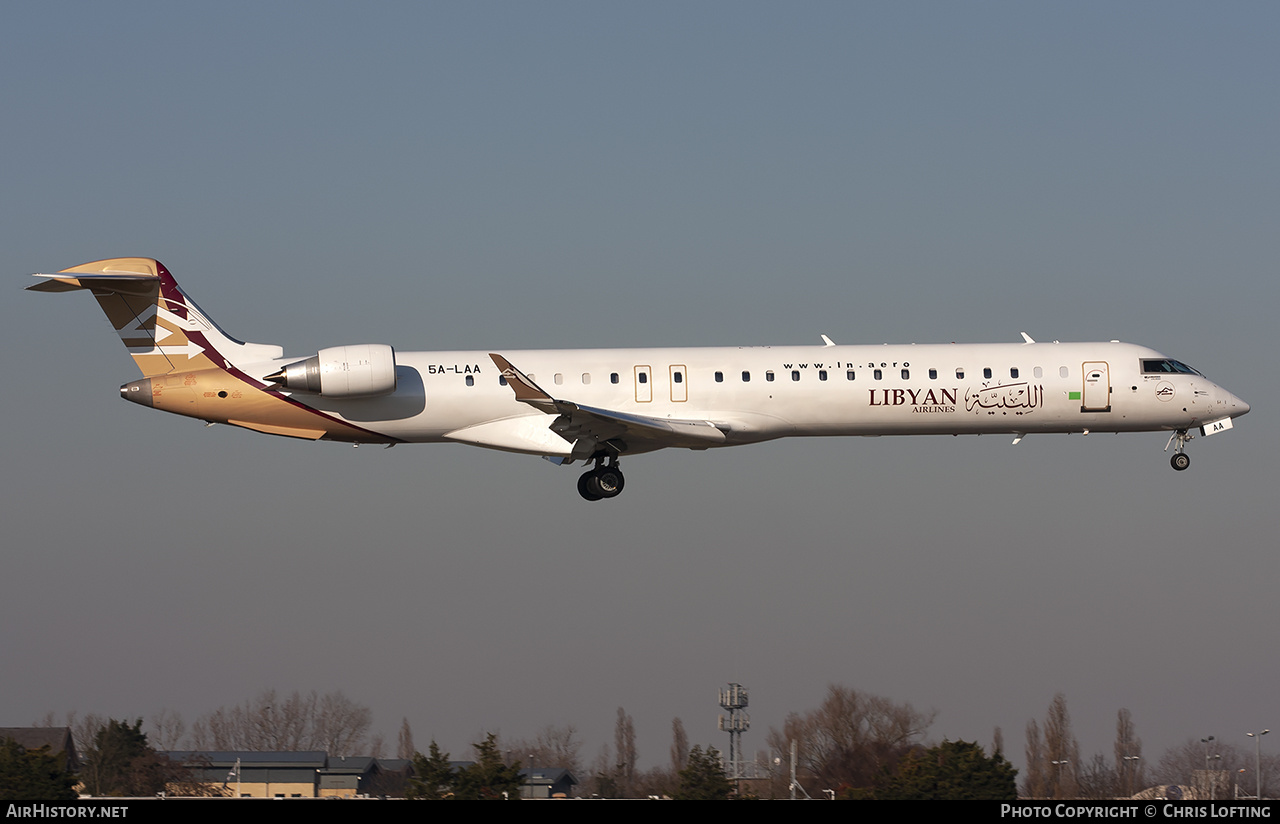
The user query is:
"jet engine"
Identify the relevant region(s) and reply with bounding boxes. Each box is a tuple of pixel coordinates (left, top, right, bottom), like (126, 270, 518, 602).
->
(264, 344, 397, 398)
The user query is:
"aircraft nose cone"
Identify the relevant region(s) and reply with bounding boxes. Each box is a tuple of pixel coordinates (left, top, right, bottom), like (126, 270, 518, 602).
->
(1228, 391, 1249, 417)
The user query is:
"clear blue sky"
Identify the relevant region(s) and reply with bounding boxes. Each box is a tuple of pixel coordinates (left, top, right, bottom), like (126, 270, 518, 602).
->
(4, 1, 1276, 774)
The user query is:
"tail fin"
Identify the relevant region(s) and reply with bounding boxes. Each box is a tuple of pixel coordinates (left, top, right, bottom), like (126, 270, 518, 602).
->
(28, 257, 282, 378)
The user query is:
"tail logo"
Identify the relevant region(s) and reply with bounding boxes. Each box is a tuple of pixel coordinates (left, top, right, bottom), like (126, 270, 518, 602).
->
(114, 301, 207, 361)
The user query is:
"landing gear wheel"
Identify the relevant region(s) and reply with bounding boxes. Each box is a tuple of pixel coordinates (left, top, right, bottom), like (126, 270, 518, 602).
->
(577, 465, 625, 500)
(594, 466, 625, 498)
(578, 471, 603, 501)
(1171, 453, 1190, 471)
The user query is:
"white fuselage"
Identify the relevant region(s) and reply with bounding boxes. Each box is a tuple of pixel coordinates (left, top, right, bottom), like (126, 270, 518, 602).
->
(276, 340, 1246, 454)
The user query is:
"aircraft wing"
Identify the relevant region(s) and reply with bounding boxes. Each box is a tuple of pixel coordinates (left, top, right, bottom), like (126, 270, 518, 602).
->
(489, 354, 728, 455)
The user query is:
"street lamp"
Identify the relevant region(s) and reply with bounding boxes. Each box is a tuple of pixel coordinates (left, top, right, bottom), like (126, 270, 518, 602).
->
(1122, 755, 1141, 797)
(1247, 730, 1269, 800)
(1202, 736, 1218, 799)
(1051, 760, 1071, 799)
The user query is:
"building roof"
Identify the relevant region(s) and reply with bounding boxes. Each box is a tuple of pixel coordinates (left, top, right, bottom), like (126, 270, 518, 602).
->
(164, 751, 328, 769)
(0, 727, 79, 772)
(520, 767, 579, 786)
(318, 756, 377, 776)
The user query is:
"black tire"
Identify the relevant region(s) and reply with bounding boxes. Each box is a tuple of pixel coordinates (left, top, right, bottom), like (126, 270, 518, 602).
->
(578, 471, 603, 500)
(594, 467, 625, 498)
(1171, 453, 1190, 471)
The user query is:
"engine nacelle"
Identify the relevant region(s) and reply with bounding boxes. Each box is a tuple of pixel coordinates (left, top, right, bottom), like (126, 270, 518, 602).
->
(265, 344, 397, 398)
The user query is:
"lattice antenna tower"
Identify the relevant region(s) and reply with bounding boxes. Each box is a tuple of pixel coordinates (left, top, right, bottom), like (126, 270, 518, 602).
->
(717, 682, 750, 780)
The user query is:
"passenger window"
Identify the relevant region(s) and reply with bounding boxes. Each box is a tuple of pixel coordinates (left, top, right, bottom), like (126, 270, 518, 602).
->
(1034, 367, 1043, 378)
(499, 376, 508, 386)
(638, 373, 647, 384)
(742, 371, 750, 382)
(766, 371, 775, 382)
(715, 371, 724, 383)
(1059, 366, 1069, 378)
(929, 369, 937, 380)
(874, 369, 883, 380)
(846, 370, 855, 381)
(956, 369, 965, 379)
(1010, 368, 1019, 379)
(983, 368, 992, 379)
(673, 371, 683, 383)
(554, 373, 564, 385)
(611, 372, 619, 384)
(819, 370, 827, 381)
(465, 375, 474, 387)
(791, 370, 800, 381)
(901, 369, 909, 380)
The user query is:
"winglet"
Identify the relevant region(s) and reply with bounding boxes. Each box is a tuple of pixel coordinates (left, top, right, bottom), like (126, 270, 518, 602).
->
(1020, 331, 1036, 344)
(820, 334, 836, 347)
(489, 353, 557, 412)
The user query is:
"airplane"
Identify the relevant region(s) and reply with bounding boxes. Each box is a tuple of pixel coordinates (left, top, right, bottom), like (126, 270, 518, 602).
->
(30, 257, 1250, 501)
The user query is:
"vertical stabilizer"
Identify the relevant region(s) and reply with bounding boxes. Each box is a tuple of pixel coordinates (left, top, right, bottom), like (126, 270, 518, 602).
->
(28, 258, 283, 377)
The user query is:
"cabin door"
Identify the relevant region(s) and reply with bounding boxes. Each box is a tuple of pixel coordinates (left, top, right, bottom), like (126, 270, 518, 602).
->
(1081, 361, 1111, 412)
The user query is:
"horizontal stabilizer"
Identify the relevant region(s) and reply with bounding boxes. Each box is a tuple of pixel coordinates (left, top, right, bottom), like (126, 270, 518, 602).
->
(27, 273, 159, 295)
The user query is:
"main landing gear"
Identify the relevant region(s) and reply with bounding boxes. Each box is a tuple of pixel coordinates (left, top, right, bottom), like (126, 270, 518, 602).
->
(1166, 428, 1192, 471)
(578, 457, 626, 501)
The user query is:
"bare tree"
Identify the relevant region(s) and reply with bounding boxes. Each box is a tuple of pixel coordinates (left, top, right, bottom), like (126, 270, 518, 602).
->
(992, 726, 1004, 758)
(1043, 693, 1080, 798)
(72, 712, 105, 757)
(1077, 751, 1120, 799)
(312, 691, 372, 756)
(633, 763, 679, 799)
(588, 743, 617, 797)
(187, 689, 372, 754)
(146, 708, 187, 751)
(1113, 708, 1144, 796)
(670, 717, 689, 772)
(1153, 738, 1250, 799)
(267, 689, 317, 750)
(503, 724, 583, 775)
(765, 684, 935, 793)
(614, 708, 637, 796)
(397, 717, 414, 760)
(540, 724, 583, 774)
(1022, 719, 1047, 798)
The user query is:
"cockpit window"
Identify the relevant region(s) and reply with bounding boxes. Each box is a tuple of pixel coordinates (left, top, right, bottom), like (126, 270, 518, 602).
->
(1141, 359, 1202, 376)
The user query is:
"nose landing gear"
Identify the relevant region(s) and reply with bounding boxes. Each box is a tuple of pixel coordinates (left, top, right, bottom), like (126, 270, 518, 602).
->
(1166, 429, 1193, 471)
(577, 457, 626, 501)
